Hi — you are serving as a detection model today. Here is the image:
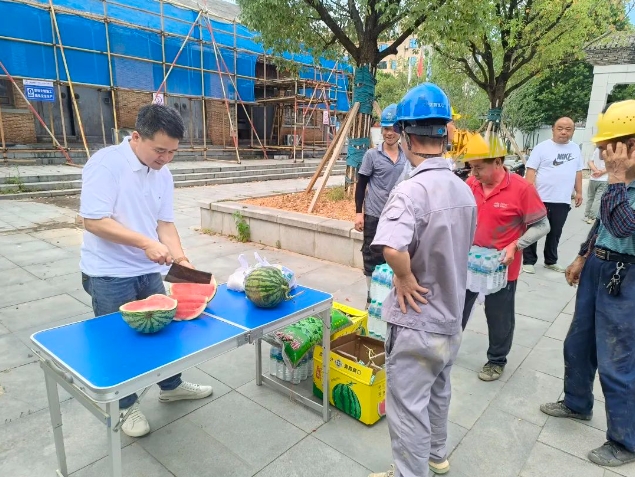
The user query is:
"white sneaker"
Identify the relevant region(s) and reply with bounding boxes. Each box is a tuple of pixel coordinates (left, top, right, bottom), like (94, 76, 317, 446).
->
(523, 264, 535, 274)
(368, 465, 394, 477)
(544, 263, 566, 273)
(158, 381, 213, 403)
(120, 403, 150, 438)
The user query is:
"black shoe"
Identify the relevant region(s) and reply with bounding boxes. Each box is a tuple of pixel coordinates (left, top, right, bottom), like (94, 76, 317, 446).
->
(539, 400, 592, 421)
(588, 441, 635, 467)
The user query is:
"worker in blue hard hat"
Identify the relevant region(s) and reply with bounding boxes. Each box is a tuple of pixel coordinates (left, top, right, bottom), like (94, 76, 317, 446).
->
(369, 83, 477, 477)
(355, 103, 407, 309)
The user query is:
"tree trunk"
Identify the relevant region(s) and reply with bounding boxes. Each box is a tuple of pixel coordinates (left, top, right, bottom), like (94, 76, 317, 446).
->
(344, 61, 377, 194)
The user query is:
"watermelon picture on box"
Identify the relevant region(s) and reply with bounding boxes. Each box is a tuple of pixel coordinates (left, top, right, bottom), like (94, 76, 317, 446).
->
(119, 294, 177, 333)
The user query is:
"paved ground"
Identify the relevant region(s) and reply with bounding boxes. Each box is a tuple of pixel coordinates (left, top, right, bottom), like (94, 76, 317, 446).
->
(0, 177, 631, 477)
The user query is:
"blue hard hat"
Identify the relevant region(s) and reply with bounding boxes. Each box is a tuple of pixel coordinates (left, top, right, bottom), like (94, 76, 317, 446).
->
(380, 104, 398, 127)
(395, 83, 452, 124)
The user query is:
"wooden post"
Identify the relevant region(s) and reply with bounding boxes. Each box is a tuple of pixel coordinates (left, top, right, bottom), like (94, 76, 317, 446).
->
(199, 19, 207, 159)
(308, 102, 359, 213)
(104, 1, 118, 143)
(50, 0, 90, 159)
(0, 102, 6, 162)
(501, 122, 525, 164)
(305, 102, 358, 193)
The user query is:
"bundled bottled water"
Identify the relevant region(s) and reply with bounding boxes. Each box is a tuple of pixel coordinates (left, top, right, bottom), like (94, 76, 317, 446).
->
(270, 344, 311, 385)
(369, 264, 393, 340)
(467, 246, 508, 295)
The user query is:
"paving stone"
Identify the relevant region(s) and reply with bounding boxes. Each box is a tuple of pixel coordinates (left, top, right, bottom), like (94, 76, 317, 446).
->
(254, 436, 371, 477)
(196, 342, 259, 390)
(0, 294, 91, 332)
(0, 334, 37, 371)
(0, 267, 40, 287)
(0, 279, 63, 308)
(520, 442, 604, 477)
(538, 415, 606, 462)
(521, 336, 566, 379)
(0, 256, 18, 271)
(515, 277, 577, 322)
(545, 312, 574, 341)
(454, 329, 531, 383)
(237, 379, 326, 434)
(297, 264, 364, 294)
(491, 367, 564, 426)
(70, 443, 173, 477)
(9, 246, 76, 267)
(0, 361, 74, 423)
(449, 407, 541, 477)
(466, 307, 550, 349)
(23, 257, 80, 280)
(448, 365, 505, 430)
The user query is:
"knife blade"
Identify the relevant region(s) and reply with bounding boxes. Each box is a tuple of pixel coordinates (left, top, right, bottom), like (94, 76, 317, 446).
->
(164, 262, 214, 284)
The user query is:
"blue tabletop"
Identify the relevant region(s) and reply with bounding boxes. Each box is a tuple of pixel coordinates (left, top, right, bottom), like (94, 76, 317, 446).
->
(205, 284, 332, 330)
(32, 312, 245, 389)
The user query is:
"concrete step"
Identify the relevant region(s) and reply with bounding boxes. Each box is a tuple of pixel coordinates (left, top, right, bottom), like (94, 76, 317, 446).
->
(0, 167, 346, 198)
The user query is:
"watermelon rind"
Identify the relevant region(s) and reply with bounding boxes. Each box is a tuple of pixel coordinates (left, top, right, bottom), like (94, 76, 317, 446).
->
(244, 267, 291, 308)
(119, 294, 177, 333)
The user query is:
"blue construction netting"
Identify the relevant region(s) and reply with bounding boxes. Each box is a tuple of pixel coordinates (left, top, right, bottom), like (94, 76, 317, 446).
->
(0, 0, 350, 108)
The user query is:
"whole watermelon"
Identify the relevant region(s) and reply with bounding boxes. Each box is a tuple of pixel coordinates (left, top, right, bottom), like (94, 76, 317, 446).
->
(244, 267, 291, 308)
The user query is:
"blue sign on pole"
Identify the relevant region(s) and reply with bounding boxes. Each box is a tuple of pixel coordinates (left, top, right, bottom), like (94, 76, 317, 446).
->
(24, 80, 56, 103)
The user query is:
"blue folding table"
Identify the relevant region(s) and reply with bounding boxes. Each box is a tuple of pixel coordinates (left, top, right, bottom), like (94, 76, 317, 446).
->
(30, 284, 333, 477)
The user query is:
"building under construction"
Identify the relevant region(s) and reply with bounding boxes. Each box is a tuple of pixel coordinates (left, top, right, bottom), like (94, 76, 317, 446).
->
(0, 0, 352, 163)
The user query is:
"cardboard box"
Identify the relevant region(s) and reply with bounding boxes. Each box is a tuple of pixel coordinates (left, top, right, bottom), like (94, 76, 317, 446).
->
(331, 302, 368, 340)
(313, 334, 386, 425)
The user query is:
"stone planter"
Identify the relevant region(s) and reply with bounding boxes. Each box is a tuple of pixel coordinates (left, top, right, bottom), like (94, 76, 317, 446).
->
(198, 200, 363, 269)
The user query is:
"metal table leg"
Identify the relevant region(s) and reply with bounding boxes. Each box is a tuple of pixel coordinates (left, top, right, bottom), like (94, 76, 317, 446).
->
(105, 401, 122, 477)
(255, 337, 263, 386)
(44, 372, 68, 477)
(320, 308, 331, 423)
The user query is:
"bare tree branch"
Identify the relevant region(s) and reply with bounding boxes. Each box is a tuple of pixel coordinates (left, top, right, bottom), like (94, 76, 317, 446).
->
(348, 0, 364, 40)
(303, 0, 359, 59)
(434, 45, 489, 90)
(377, 5, 440, 60)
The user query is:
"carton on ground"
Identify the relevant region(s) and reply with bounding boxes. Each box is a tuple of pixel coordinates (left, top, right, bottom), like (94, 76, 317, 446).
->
(313, 334, 386, 425)
(332, 302, 368, 340)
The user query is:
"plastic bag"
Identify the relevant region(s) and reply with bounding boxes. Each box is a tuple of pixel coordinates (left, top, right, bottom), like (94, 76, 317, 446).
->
(270, 308, 354, 368)
(227, 254, 252, 292)
(253, 252, 297, 290)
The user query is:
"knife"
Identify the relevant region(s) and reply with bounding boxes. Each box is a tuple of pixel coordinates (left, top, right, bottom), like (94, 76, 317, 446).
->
(164, 262, 214, 284)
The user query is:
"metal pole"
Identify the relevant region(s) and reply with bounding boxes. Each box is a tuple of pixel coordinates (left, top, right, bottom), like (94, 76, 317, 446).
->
(49, 8, 68, 149)
(103, 1, 119, 143)
(0, 102, 6, 162)
(160, 0, 167, 81)
(199, 19, 207, 160)
(50, 0, 90, 159)
(98, 90, 107, 146)
(263, 53, 267, 148)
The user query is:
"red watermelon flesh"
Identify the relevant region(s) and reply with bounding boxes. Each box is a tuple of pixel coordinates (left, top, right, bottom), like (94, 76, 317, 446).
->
(172, 294, 208, 321)
(169, 278, 217, 303)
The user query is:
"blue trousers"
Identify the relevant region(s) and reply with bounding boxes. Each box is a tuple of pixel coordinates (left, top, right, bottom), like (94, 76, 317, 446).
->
(82, 272, 182, 409)
(563, 254, 635, 452)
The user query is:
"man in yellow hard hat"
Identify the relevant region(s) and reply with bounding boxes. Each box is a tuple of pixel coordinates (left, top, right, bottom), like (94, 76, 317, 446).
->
(461, 134, 550, 381)
(540, 100, 635, 468)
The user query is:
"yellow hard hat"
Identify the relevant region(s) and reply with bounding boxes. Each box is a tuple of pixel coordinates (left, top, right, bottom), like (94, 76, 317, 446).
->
(461, 133, 506, 161)
(592, 100, 635, 143)
(451, 107, 462, 121)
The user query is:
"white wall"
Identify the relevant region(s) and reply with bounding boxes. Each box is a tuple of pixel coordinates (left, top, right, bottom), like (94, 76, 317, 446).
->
(512, 126, 587, 152)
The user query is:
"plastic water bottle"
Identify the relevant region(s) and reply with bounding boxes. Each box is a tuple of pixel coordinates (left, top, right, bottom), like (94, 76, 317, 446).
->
(473, 254, 483, 292)
(291, 366, 301, 385)
(283, 363, 293, 382)
(376, 301, 387, 339)
(276, 352, 285, 380)
(269, 346, 281, 376)
(368, 300, 379, 337)
(299, 356, 309, 381)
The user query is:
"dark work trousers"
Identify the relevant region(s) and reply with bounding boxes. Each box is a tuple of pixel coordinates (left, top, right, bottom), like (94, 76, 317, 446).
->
(462, 281, 518, 366)
(562, 254, 635, 452)
(361, 214, 385, 277)
(523, 202, 571, 266)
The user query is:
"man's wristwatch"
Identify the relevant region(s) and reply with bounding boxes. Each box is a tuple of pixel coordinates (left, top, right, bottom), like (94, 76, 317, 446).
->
(173, 256, 190, 265)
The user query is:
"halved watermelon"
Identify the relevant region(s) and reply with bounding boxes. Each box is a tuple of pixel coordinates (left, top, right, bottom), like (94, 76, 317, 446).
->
(119, 294, 177, 333)
(169, 277, 217, 303)
(172, 294, 209, 321)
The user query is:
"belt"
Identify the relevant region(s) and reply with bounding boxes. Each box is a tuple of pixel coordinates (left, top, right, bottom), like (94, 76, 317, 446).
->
(594, 247, 635, 265)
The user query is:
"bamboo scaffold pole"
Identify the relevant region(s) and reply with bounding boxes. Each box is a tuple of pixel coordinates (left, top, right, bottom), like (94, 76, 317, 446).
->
(49, 0, 90, 160)
(103, 0, 119, 141)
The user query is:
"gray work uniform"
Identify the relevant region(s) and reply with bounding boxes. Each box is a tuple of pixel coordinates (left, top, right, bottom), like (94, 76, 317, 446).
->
(371, 157, 477, 477)
(358, 142, 407, 219)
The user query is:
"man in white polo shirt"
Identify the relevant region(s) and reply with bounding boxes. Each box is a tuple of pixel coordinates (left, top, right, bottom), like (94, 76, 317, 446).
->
(80, 104, 213, 438)
(522, 117, 583, 273)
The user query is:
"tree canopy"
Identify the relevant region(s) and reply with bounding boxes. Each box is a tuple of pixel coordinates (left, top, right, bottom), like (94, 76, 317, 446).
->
(421, 0, 627, 109)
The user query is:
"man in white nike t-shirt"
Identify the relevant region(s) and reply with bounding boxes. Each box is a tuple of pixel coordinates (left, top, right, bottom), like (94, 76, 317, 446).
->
(522, 117, 583, 274)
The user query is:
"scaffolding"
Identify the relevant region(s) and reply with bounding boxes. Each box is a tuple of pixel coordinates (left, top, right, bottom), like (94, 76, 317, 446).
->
(0, 0, 351, 163)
